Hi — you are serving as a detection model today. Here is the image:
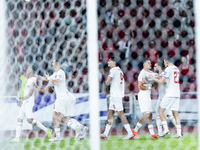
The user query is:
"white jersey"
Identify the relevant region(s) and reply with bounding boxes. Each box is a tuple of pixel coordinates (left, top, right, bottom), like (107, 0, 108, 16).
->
(24, 77, 37, 105)
(158, 72, 166, 100)
(109, 67, 124, 98)
(138, 69, 155, 91)
(163, 65, 180, 98)
(51, 69, 69, 100)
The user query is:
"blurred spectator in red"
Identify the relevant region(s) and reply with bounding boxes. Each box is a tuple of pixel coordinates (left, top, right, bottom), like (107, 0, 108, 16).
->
(143, 40, 158, 66)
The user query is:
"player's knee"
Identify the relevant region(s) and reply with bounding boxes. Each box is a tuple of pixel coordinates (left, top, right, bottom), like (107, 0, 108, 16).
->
(27, 118, 33, 124)
(107, 119, 113, 125)
(117, 112, 123, 117)
(144, 113, 150, 118)
(52, 116, 56, 121)
(158, 108, 163, 114)
(172, 111, 178, 117)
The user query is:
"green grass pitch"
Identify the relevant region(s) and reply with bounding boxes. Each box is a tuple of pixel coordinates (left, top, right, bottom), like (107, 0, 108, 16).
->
(1, 133, 198, 150)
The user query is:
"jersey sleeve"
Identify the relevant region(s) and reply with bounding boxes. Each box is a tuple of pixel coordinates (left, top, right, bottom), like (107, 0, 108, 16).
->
(56, 71, 64, 80)
(163, 68, 170, 78)
(108, 68, 115, 79)
(138, 71, 144, 82)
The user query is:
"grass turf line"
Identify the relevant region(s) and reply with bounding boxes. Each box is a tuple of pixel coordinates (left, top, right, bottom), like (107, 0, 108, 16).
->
(0, 133, 198, 150)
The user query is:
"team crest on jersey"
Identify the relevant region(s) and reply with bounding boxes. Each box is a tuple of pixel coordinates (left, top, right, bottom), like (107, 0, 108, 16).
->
(164, 72, 167, 76)
(58, 75, 62, 79)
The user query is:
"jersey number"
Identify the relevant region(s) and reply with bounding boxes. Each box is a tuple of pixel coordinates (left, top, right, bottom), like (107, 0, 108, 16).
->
(120, 72, 123, 84)
(174, 72, 179, 83)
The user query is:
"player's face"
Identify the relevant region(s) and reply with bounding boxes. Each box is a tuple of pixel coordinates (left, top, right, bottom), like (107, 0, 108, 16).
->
(108, 59, 114, 67)
(145, 60, 151, 69)
(154, 63, 158, 72)
(164, 60, 168, 67)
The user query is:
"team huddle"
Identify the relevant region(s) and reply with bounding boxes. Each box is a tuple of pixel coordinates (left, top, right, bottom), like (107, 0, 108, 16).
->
(101, 55, 182, 139)
(10, 55, 182, 142)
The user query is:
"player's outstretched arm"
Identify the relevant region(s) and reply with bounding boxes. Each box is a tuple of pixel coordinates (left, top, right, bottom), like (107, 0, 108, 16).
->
(149, 74, 166, 84)
(36, 75, 49, 81)
(45, 73, 60, 85)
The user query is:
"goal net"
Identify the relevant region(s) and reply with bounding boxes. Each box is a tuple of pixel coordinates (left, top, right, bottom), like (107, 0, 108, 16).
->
(0, 0, 198, 150)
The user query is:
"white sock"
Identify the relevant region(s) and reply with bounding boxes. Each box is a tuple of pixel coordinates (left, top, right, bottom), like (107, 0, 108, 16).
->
(32, 120, 48, 132)
(162, 121, 169, 133)
(15, 121, 23, 138)
(168, 115, 176, 127)
(134, 122, 142, 132)
(176, 124, 182, 136)
(124, 124, 133, 136)
(103, 124, 112, 136)
(55, 128, 60, 138)
(156, 116, 162, 136)
(148, 124, 155, 135)
(67, 118, 83, 131)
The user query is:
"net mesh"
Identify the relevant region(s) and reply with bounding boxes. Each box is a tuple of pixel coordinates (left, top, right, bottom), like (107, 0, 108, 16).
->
(0, 0, 198, 149)
(6, 0, 88, 95)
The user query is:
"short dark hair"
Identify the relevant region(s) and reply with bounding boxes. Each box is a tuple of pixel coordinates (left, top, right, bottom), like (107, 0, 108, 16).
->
(109, 55, 119, 62)
(156, 61, 164, 70)
(164, 55, 174, 63)
(142, 58, 150, 65)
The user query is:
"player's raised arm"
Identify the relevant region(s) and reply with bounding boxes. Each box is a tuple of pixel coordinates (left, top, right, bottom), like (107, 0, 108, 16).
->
(36, 74, 49, 81)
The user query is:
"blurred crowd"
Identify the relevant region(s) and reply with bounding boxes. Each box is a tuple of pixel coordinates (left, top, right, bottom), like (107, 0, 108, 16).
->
(5, 0, 196, 98)
(98, 0, 196, 98)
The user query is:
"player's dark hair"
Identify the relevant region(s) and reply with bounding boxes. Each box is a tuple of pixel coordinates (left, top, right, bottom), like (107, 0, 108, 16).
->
(116, 63, 121, 68)
(109, 55, 119, 62)
(142, 58, 150, 65)
(156, 61, 164, 70)
(164, 55, 174, 63)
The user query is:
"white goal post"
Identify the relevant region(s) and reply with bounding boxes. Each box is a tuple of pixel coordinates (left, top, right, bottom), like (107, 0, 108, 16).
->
(87, 0, 100, 150)
(194, 0, 200, 149)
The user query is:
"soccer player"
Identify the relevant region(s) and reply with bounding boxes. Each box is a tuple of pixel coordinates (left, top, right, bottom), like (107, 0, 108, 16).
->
(10, 66, 52, 142)
(100, 56, 134, 140)
(37, 58, 88, 141)
(153, 62, 176, 137)
(132, 58, 158, 139)
(149, 56, 182, 138)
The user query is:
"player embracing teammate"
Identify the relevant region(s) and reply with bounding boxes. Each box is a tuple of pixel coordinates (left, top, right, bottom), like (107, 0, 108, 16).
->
(132, 59, 159, 139)
(37, 58, 88, 141)
(149, 56, 182, 138)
